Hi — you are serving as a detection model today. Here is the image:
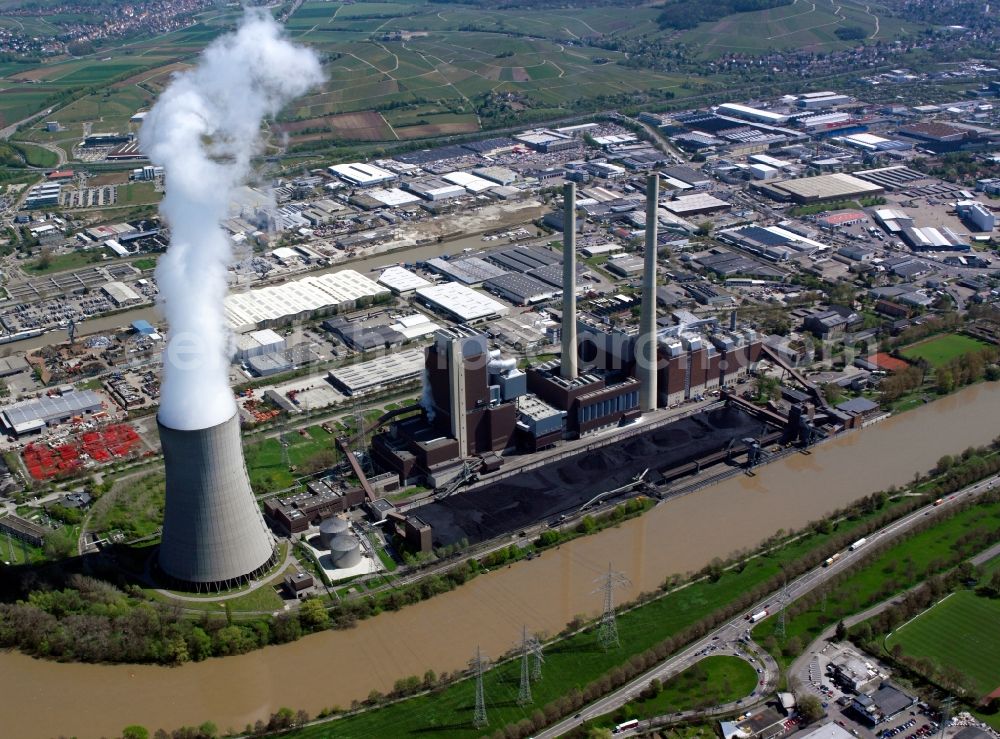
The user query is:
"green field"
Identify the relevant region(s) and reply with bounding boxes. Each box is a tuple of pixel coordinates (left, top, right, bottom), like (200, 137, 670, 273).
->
(681, 0, 923, 58)
(599, 655, 759, 726)
(886, 590, 1000, 698)
(244, 425, 337, 493)
(23, 249, 101, 274)
(900, 334, 993, 368)
(753, 477, 1000, 668)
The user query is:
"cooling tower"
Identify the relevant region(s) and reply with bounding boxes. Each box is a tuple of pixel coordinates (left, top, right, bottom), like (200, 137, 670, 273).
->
(158, 412, 276, 590)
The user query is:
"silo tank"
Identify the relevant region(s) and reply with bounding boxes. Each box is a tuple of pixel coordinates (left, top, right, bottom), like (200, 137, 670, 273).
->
(330, 534, 362, 569)
(319, 517, 349, 549)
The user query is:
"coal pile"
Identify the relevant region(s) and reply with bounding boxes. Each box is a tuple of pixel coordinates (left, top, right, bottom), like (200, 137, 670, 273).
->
(415, 405, 761, 546)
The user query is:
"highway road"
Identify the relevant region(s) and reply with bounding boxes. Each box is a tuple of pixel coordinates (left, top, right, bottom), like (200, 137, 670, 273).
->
(537, 472, 999, 738)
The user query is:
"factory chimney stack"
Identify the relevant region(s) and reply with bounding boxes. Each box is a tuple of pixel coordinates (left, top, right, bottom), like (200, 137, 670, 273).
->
(638, 174, 659, 412)
(561, 182, 578, 381)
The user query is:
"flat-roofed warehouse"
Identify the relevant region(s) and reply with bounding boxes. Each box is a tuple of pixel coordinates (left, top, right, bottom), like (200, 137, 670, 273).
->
(225, 269, 389, 332)
(485, 245, 560, 273)
(483, 272, 557, 305)
(1, 390, 103, 435)
(328, 348, 426, 396)
(328, 162, 396, 187)
(378, 266, 431, 295)
(763, 173, 885, 203)
(663, 192, 732, 216)
(415, 283, 510, 323)
(425, 256, 507, 285)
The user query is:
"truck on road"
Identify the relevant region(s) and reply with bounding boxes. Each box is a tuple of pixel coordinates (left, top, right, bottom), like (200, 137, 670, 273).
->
(849, 537, 867, 551)
(748, 610, 768, 623)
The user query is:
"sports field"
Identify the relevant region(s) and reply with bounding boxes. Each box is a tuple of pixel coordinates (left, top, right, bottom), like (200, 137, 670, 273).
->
(900, 334, 992, 368)
(886, 590, 1000, 698)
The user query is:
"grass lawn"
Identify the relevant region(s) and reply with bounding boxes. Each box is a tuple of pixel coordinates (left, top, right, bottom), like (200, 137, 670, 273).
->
(11, 141, 58, 168)
(23, 249, 101, 274)
(753, 492, 1000, 669)
(88, 473, 165, 540)
(118, 181, 160, 205)
(900, 334, 992, 369)
(599, 655, 758, 726)
(885, 590, 1000, 699)
(132, 257, 157, 271)
(244, 425, 336, 493)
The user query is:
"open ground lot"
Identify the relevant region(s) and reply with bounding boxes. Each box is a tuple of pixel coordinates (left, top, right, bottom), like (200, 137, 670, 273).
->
(885, 590, 1000, 699)
(899, 334, 993, 369)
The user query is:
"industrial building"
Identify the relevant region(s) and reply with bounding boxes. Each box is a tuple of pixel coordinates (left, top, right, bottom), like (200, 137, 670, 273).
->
(158, 412, 277, 590)
(758, 173, 885, 203)
(24, 183, 61, 209)
(328, 162, 396, 187)
(483, 272, 558, 305)
(101, 281, 143, 307)
(414, 283, 510, 323)
(377, 266, 431, 295)
(233, 329, 286, 362)
(224, 269, 389, 332)
(1, 390, 103, 436)
(425, 256, 507, 285)
(716, 103, 791, 125)
(956, 200, 995, 232)
(663, 192, 731, 216)
(328, 348, 426, 396)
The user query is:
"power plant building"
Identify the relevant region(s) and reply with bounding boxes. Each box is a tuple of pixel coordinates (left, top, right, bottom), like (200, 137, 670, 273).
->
(371, 180, 762, 492)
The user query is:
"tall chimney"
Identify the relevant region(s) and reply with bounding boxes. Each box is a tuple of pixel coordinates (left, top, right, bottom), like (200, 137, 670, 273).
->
(638, 174, 659, 412)
(158, 412, 276, 591)
(561, 181, 578, 381)
(447, 335, 468, 456)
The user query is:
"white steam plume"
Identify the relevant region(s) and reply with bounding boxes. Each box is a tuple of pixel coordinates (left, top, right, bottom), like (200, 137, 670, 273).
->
(140, 10, 322, 430)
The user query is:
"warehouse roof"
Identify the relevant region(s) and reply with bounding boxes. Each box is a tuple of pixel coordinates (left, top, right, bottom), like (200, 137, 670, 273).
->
(366, 187, 421, 207)
(442, 171, 496, 193)
(416, 283, 510, 322)
(2, 390, 103, 433)
(483, 272, 557, 305)
(329, 348, 426, 395)
(425, 256, 507, 285)
(328, 162, 396, 186)
(225, 269, 388, 331)
(769, 173, 884, 202)
(663, 192, 731, 214)
(378, 266, 431, 293)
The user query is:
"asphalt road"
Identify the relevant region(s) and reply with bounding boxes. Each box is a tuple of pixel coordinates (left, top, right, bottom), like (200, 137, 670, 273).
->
(537, 472, 999, 738)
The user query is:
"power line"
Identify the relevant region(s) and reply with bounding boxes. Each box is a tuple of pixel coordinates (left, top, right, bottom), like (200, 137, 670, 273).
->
(593, 562, 630, 651)
(470, 645, 490, 729)
(518, 625, 545, 706)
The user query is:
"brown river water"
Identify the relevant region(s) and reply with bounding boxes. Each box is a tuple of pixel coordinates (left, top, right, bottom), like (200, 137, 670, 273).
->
(3, 383, 999, 738)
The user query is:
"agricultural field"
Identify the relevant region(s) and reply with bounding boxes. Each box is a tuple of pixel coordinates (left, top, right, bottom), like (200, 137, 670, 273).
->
(900, 334, 993, 369)
(0, 0, 934, 152)
(681, 0, 923, 58)
(885, 590, 1000, 699)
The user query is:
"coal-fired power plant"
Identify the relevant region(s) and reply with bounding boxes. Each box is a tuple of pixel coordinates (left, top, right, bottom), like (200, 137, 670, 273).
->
(158, 413, 277, 590)
(139, 12, 322, 590)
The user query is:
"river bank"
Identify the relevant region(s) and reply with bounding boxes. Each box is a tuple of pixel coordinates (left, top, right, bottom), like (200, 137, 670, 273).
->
(2, 382, 999, 738)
